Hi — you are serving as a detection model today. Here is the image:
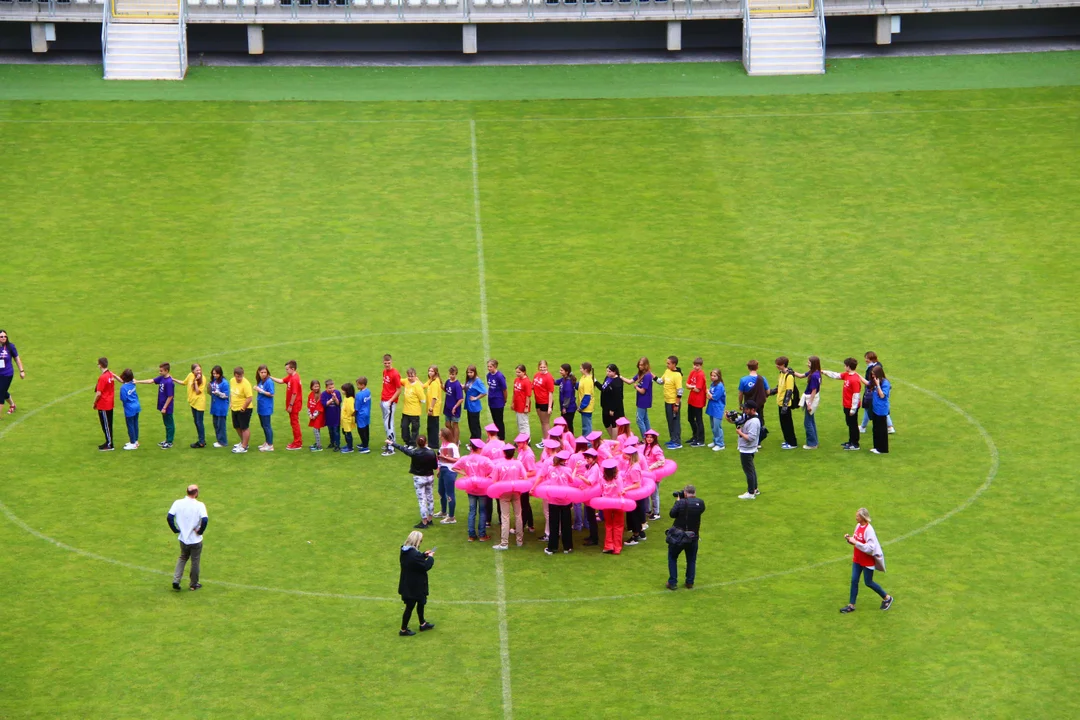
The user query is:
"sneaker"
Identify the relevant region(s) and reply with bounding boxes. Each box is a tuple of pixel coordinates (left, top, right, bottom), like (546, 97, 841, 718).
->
(803, 445, 817, 450)
(639, 532, 647, 541)
(123, 443, 136, 451)
(161, 443, 173, 449)
(754, 489, 760, 496)
(582, 538, 598, 546)
(233, 443, 242, 449)
(780, 443, 795, 450)
(413, 521, 428, 529)
(340, 447, 353, 454)
(870, 448, 882, 455)
(440, 517, 457, 525)
(534, 441, 545, 450)
(650, 513, 661, 521)
(213, 442, 224, 448)
(844, 445, 860, 451)
(859, 426, 867, 434)
(543, 548, 555, 555)
(490, 543, 507, 550)
(358, 447, 371, 454)
(563, 549, 572, 554)
(96, 443, 112, 452)
(478, 535, 491, 542)
(707, 442, 715, 448)
(419, 622, 435, 631)
(158, 442, 168, 448)
(625, 538, 639, 546)
(189, 583, 202, 591)
(172, 582, 181, 591)
(664, 442, 676, 449)
(712, 445, 723, 452)
(258, 443, 268, 451)
(888, 427, 896, 435)
(685, 583, 694, 589)
(738, 492, 756, 500)
(468, 536, 477, 542)
(191, 442, 206, 449)
(381, 449, 394, 456)
(602, 549, 615, 555)
(432, 512, 446, 519)
(311, 445, 323, 452)
(881, 596, 894, 611)
(641, 522, 649, 530)
(669, 443, 683, 450)
(260, 445, 274, 452)
(399, 628, 416, 637)
(538, 534, 549, 542)
(666, 583, 677, 591)
(331, 446, 340, 453)
(840, 605, 856, 614)
(231, 446, 246, 454)
(840, 442, 851, 449)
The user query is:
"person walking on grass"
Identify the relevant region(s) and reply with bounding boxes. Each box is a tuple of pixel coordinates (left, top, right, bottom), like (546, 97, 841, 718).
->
(769, 356, 799, 450)
(666, 484, 705, 591)
(135, 363, 176, 449)
(381, 354, 403, 456)
(868, 365, 892, 455)
(229, 366, 254, 454)
(271, 360, 304, 450)
(733, 401, 761, 500)
(208, 366, 230, 449)
(177, 363, 208, 449)
(398, 530, 435, 636)
(389, 435, 438, 529)
(0, 329, 26, 415)
(93, 357, 120, 451)
(167, 484, 208, 592)
(840, 507, 893, 613)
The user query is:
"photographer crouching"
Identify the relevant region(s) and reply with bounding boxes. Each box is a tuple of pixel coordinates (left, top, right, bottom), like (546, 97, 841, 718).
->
(665, 484, 706, 590)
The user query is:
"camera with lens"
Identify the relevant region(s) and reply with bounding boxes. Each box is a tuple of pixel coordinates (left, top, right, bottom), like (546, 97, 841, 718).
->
(726, 409, 748, 426)
(672, 490, 685, 499)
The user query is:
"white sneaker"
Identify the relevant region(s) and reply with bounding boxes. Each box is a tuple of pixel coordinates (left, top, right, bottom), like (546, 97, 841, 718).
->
(260, 445, 274, 452)
(802, 445, 817, 450)
(888, 427, 896, 434)
(713, 445, 724, 452)
(858, 427, 867, 434)
(870, 448, 882, 455)
(432, 512, 446, 519)
(492, 544, 509, 551)
(781, 443, 796, 450)
(707, 442, 715, 448)
(258, 443, 268, 451)
(233, 443, 242, 449)
(738, 492, 756, 500)
(123, 443, 136, 451)
(213, 442, 223, 448)
(232, 446, 248, 454)
(440, 517, 457, 525)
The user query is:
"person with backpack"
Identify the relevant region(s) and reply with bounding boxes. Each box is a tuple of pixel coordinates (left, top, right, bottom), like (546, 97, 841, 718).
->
(665, 484, 706, 590)
(737, 360, 770, 446)
(769, 356, 799, 450)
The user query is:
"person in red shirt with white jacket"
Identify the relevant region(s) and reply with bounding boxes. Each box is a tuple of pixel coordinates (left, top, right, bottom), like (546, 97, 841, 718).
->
(532, 360, 556, 449)
(841, 507, 893, 613)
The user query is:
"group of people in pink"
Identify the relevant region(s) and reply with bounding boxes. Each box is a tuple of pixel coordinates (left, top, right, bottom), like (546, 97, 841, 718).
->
(444, 415, 678, 555)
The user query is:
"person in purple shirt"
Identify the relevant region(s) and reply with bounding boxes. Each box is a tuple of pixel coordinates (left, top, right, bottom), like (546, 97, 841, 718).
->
(0, 329, 25, 415)
(794, 356, 823, 450)
(136, 362, 176, 449)
(557, 363, 578, 434)
(442, 365, 464, 445)
(622, 356, 654, 438)
(321, 379, 343, 451)
(486, 359, 508, 441)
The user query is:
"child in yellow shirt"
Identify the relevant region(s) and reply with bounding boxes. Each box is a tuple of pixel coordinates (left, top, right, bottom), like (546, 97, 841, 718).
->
(654, 355, 684, 449)
(341, 382, 357, 454)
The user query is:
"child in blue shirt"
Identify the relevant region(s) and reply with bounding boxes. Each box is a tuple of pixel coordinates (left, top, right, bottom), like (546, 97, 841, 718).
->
(354, 376, 372, 453)
(255, 364, 275, 452)
(208, 365, 230, 448)
(706, 369, 727, 451)
(119, 369, 140, 450)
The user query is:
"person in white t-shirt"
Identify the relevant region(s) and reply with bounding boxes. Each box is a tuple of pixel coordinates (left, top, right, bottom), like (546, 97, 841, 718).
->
(167, 485, 209, 591)
(434, 428, 460, 525)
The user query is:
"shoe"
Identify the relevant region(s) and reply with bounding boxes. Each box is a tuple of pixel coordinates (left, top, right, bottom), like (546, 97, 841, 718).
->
(563, 549, 572, 554)
(440, 517, 457, 524)
(859, 426, 867, 434)
(625, 538, 639, 546)
(738, 492, 756, 500)
(399, 628, 416, 636)
(845, 445, 861, 451)
(413, 521, 428, 529)
(158, 441, 167, 448)
(754, 489, 760, 496)
(870, 449, 882, 455)
(123, 443, 136, 450)
(6, 404, 14, 415)
(888, 427, 896, 434)
(639, 532, 647, 541)
(602, 549, 615, 554)
(478, 535, 491, 542)
(685, 583, 694, 589)
(331, 446, 340, 453)
(526, 527, 534, 533)
(669, 443, 683, 450)
(803, 445, 817, 450)
(881, 596, 894, 611)
(213, 442, 224, 448)
(161, 443, 173, 449)
(468, 536, 477, 542)
(780, 443, 795, 450)
(258, 443, 267, 451)
(641, 522, 649, 530)
(419, 622, 435, 631)
(311, 446, 323, 452)
(517, 541, 524, 548)
(712, 445, 723, 451)
(543, 548, 555, 555)
(664, 442, 675, 449)
(358, 447, 371, 454)
(260, 445, 274, 452)
(509, 528, 516, 535)
(286, 443, 302, 450)
(233, 443, 241, 449)
(666, 582, 677, 590)
(650, 514, 661, 521)
(840, 442, 851, 449)
(340, 447, 353, 454)
(231, 446, 247, 454)
(840, 605, 856, 614)
(432, 512, 446, 519)
(381, 449, 393, 456)
(707, 442, 715, 448)
(191, 442, 206, 449)
(583, 539, 598, 546)
(539, 534, 549, 542)
(172, 582, 181, 591)
(534, 441, 545, 450)
(190, 583, 202, 591)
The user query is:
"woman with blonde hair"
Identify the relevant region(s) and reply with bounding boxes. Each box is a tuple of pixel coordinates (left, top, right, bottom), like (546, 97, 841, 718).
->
(398, 530, 436, 636)
(841, 508, 893, 613)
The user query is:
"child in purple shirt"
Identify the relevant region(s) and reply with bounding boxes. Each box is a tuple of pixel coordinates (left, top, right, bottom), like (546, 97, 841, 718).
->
(320, 379, 343, 451)
(136, 362, 175, 448)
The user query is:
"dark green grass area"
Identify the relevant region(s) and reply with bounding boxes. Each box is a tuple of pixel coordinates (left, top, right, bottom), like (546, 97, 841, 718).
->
(1, 74, 1078, 718)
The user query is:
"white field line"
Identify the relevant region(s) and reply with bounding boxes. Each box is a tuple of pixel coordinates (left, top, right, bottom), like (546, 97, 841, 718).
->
(0, 105, 1075, 125)
(470, 117, 514, 720)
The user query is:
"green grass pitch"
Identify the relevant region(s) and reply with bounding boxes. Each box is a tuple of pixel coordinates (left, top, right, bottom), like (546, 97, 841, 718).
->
(1, 54, 1078, 718)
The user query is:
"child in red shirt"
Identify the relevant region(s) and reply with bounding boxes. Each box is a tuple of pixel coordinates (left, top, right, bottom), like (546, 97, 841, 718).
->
(685, 357, 708, 447)
(307, 379, 325, 452)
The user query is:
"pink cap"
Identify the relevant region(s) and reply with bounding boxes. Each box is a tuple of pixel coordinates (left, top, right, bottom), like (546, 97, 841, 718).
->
(549, 426, 564, 436)
(542, 438, 561, 450)
(553, 417, 567, 427)
(644, 429, 660, 438)
(485, 424, 499, 433)
(615, 417, 631, 427)
(586, 431, 603, 442)
(500, 442, 515, 453)
(601, 459, 619, 470)
(583, 448, 598, 457)
(555, 450, 572, 461)
(626, 434, 639, 445)
(574, 437, 589, 446)
(622, 444, 639, 455)
(470, 438, 485, 449)
(515, 433, 530, 444)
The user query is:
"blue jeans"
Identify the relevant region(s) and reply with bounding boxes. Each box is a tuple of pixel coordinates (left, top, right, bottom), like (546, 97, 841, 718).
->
(636, 407, 651, 438)
(467, 494, 487, 539)
(327, 422, 340, 449)
(668, 537, 699, 586)
(191, 409, 205, 445)
(212, 414, 228, 445)
(849, 563, 887, 604)
(708, 414, 725, 447)
(259, 414, 273, 445)
(580, 412, 593, 436)
(438, 466, 457, 517)
(647, 485, 661, 516)
(125, 414, 139, 444)
(803, 407, 818, 447)
(861, 407, 892, 429)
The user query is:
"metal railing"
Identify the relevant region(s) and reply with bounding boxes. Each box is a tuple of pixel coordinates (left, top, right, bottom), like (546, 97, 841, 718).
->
(178, 0, 187, 76)
(741, 0, 751, 72)
(101, 0, 110, 72)
(815, 0, 825, 71)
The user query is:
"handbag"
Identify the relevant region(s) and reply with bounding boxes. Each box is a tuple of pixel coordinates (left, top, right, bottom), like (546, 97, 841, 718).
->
(665, 500, 697, 549)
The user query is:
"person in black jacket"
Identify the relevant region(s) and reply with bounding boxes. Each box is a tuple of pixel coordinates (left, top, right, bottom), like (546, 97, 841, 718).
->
(398, 530, 436, 636)
(599, 364, 626, 438)
(389, 436, 439, 529)
(666, 484, 706, 590)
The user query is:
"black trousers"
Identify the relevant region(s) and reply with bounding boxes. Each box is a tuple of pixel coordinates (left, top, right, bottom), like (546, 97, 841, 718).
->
(402, 598, 426, 629)
(490, 407, 505, 440)
(561, 411, 576, 435)
(520, 492, 534, 530)
(402, 414, 419, 446)
(871, 410, 889, 453)
(844, 407, 859, 447)
(426, 415, 441, 447)
(467, 411, 482, 440)
(358, 425, 370, 449)
(740, 451, 758, 494)
(778, 408, 798, 446)
(687, 406, 705, 444)
(627, 500, 646, 537)
(548, 504, 573, 552)
(585, 502, 598, 542)
(98, 409, 115, 447)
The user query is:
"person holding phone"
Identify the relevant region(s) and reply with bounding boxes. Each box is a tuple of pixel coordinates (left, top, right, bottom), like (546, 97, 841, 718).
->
(398, 530, 436, 636)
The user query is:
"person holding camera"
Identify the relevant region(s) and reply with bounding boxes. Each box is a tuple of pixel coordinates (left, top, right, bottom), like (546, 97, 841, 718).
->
(730, 402, 761, 500)
(665, 484, 705, 590)
(398, 530, 436, 636)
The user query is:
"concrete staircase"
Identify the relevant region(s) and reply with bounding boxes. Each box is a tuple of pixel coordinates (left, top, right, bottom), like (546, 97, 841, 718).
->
(743, 1, 825, 76)
(103, 0, 187, 80)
